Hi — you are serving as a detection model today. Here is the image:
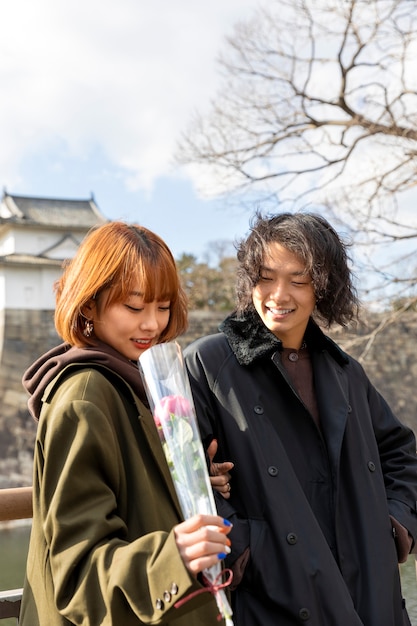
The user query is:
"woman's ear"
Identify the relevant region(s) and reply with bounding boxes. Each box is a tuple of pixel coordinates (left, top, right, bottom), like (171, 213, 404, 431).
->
(81, 299, 96, 320)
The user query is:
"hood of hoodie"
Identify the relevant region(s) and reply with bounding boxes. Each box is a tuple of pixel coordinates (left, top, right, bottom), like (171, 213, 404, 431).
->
(23, 341, 146, 421)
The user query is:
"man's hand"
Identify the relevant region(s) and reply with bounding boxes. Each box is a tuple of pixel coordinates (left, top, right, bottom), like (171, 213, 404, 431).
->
(208, 439, 234, 499)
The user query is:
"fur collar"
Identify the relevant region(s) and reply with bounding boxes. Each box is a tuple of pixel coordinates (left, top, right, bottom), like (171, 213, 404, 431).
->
(219, 309, 348, 367)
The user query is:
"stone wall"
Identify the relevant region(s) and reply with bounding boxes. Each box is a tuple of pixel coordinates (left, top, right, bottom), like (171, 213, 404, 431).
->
(1, 309, 417, 488)
(0, 309, 60, 488)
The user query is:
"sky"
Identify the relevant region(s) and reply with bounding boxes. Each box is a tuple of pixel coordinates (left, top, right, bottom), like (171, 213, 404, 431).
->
(0, 0, 262, 261)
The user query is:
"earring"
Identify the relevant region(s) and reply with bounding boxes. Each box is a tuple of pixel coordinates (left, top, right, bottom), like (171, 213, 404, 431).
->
(83, 320, 94, 338)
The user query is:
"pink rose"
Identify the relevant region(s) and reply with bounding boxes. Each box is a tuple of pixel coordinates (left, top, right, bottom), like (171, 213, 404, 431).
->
(153, 395, 192, 435)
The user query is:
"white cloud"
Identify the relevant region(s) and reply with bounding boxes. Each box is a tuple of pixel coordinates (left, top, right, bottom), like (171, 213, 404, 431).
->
(0, 0, 260, 192)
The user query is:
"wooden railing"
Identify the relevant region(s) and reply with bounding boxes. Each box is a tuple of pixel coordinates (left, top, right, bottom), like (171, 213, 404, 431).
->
(0, 487, 33, 622)
(0, 487, 32, 523)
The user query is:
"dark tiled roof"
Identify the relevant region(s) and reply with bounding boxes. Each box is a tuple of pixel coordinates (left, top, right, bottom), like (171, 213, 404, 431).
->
(1, 192, 108, 228)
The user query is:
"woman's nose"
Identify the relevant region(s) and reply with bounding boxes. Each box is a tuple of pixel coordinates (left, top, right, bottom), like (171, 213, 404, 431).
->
(139, 309, 159, 330)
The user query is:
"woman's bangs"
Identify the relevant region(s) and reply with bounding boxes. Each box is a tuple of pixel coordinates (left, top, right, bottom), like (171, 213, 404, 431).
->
(140, 258, 178, 303)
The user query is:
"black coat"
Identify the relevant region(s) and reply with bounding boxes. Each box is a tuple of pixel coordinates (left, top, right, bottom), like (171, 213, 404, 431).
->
(184, 312, 417, 626)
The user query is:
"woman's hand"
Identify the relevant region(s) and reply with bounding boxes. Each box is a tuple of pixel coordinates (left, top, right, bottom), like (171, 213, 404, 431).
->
(208, 439, 234, 499)
(174, 514, 232, 575)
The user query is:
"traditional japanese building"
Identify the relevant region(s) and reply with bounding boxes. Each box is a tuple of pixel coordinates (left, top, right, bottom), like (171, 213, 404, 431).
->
(0, 190, 107, 466)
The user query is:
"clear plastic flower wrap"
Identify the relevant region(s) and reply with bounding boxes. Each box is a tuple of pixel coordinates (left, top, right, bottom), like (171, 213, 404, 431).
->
(138, 341, 233, 624)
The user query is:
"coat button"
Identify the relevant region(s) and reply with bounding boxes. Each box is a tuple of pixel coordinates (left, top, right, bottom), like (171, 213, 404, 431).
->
(299, 607, 310, 620)
(155, 598, 164, 610)
(286, 532, 298, 545)
(163, 591, 172, 602)
(268, 466, 278, 476)
(368, 461, 376, 472)
(170, 582, 179, 595)
(254, 405, 264, 414)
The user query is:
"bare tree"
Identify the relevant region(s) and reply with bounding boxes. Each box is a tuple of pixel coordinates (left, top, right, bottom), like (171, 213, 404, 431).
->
(177, 0, 417, 308)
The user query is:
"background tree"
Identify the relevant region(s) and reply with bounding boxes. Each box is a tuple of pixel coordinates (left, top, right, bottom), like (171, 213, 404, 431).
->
(177, 248, 238, 311)
(177, 0, 417, 310)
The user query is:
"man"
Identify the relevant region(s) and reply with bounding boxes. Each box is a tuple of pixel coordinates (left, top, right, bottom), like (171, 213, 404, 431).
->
(185, 211, 417, 626)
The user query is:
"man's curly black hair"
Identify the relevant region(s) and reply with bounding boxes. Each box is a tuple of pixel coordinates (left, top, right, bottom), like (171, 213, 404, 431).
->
(235, 210, 359, 328)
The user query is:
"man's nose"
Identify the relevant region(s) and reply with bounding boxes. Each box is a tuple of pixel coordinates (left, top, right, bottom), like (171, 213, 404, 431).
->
(270, 280, 289, 300)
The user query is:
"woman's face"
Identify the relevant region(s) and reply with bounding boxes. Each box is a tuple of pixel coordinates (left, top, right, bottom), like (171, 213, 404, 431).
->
(252, 243, 316, 348)
(89, 286, 171, 361)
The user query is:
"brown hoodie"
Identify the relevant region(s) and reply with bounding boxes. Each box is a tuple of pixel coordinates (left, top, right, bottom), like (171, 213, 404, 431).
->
(22, 340, 147, 421)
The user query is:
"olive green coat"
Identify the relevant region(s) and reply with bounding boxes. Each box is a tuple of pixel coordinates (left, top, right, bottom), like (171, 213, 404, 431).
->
(20, 363, 225, 626)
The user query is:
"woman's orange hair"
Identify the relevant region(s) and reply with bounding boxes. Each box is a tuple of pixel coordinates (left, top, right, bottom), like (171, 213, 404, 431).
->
(54, 221, 188, 347)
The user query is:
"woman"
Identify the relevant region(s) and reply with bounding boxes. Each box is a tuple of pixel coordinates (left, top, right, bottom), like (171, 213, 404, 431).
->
(19, 222, 232, 626)
(184, 211, 417, 626)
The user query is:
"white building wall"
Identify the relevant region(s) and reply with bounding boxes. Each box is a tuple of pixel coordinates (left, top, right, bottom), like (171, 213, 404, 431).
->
(0, 227, 80, 258)
(46, 237, 80, 259)
(14, 229, 57, 256)
(2, 266, 62, 310)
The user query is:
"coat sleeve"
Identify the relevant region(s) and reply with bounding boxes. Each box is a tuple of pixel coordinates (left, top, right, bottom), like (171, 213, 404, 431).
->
(36, 371, 215, 625)
(365, 371, 417, 549)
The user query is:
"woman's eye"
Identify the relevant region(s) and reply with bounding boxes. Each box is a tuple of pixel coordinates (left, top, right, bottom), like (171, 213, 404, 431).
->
(259, 274, 272, 281)
(125, 305, 143, 312)
(158, 305, 171, 311)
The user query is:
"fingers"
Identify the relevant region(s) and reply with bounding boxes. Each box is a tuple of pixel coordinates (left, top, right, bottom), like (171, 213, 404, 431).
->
(208, 439, 234, 478)
(207, 439, 234, 498)
(213, 461, 234, 475)
(207, 439, 218, 465)
(210, 461, 233, 499)
(210, 474, 232, 499)
(208, 439, 221, 476)
(176, 514, 232, 535)
(174, 514, 233, 575)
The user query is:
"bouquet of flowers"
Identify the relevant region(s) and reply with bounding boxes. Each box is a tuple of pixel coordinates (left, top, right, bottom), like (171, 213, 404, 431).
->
(138, 341, 233, 624)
